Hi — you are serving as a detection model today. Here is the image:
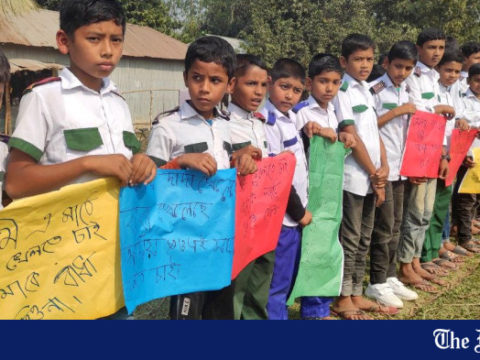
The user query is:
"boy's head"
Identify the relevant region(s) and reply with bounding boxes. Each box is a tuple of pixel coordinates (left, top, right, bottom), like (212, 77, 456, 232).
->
(184, 36, 236, 119)
(384, 40, 417, 87)
(468, 63, 480, 95)
(460, 42, 480, 72)
(268, 58, 305, 114)
(340, 34, 375, 82)
(230, 54, 268, 112)
(416, 28, 445, 68)
(0, 48, 10, 111)
(56, 0, 126, 91)
(307, 54, 343, 108)
(437, 50, 463, 87)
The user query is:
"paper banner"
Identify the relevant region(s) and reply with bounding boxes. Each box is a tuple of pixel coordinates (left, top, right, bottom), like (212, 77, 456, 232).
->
(287, 137, 349, 305)
(400, 110, 447, 178)
(119, 169, 236, 314)
(232, 153, 296, 279)
(0, 178, 124, 320)
(445, 129, 478, 187)
(459, 147, 480, 194)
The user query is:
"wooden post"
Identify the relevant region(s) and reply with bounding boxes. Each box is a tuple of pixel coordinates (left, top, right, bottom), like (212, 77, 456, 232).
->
(4, 80, 11, 135)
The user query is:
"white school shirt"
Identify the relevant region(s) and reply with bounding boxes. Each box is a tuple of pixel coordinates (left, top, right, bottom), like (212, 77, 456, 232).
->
(458, 71, 469, 93)
(332, 73, 381, 196)
(260, 99, 308, 227)
(294, 95, 339, 131)
(10, 68, 138, 185)
(438, 82, 461, 150)
(147, 100, 232, 170)
(227, 102, 269, 158)
(404, 61, 440, 112)
(460, 88, 480, 153)
(369, 73, 409, 182)
(0, 142, 8, 209)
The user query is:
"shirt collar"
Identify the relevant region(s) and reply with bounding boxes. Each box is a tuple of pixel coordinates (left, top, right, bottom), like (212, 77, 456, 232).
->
(465, 88, 478, 99)
(343, 73, 369, 90)
(179, 100, 225, 121)
(438, 81, 451, 92)
(264, 99, 293, 122)
(306, 95, 334, 113)
(417, 61, 437, 76)
(59, 67, 116, 94)
(461, 71, 468, 79)
(228, 102, 251, 120)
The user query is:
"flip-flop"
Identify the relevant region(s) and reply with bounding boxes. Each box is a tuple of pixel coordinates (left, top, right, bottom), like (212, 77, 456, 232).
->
(331, 309, 372, 320)
(460, 241, 480, 254)
(401, 278, 438, 293)
(440, 250, 465, 263)
(421, 262, 449, 277)
(429, 276, 448, 286)
(452, 245, 471, 257)
(363, 304, 398, 315)
(433, 258, 457, 270)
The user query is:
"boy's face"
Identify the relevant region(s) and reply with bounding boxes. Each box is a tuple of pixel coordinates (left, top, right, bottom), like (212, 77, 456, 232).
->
(437, 61, 462, 87)
(464, 52, 480, 71)
(307, 71, 342, 108)
(184, 59, 232, 119)
(417, 40, 445, 68)
(468, 74, 480, 96)
(385, 58, 415, 87)
(268, 76, 304, 114)
(230, 65, 268, 112)
(340, 48, 374, 82)
(56, 20, 124, 91)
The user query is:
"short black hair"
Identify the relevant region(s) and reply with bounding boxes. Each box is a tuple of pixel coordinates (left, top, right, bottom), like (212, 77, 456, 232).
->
(417, 28, 445, 46)
(461, 41, 480, 58)
(438, 49, 464, 67)
(185, 36, 236, 80)
(308, 53, 343, 79)
(387, 40, 418, 63)
(270, 58, 306, 84)
(0, 48, 10, 84)
(234, 54, 267, 78)
(60, 0, 126, 36)
(468, 63, 480, 78)
(341, 34, 375, 59)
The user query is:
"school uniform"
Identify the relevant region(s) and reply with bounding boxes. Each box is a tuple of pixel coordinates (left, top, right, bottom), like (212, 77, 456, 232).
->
(398, 62, 443, 265)
(369, 73, 409, 284)
(0, 141, 8, 209)
(294, 95, 339, 318)
(260, 99, 308, 320)
(332, 73, 381, 297)
(451, 88, 480, 247)
(10, 68, 139, 181)
(227, 102, 275, 320)
(147, 100, 234, 320)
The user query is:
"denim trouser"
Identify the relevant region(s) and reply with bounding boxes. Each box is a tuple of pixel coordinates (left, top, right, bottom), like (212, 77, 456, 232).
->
(397, 178, 437, 263)
(339, 191, 376, 296)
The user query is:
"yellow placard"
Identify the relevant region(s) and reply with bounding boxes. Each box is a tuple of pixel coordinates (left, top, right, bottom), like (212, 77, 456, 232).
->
(459, 148, 480, 194)
(0, 178, 124, 319)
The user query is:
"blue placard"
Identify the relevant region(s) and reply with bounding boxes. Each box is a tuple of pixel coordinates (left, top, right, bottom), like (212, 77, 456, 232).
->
(119, 169, 236, 314)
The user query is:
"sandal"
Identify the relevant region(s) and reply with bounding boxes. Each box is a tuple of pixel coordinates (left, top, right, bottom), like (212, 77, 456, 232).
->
(363, 303, 398, 315)
(432, 258, 457, 270)
(400, 278, 438, 293)
(460, 241, 480, 254)
(452, 245, 471, 257)
(421, 262, 449, 276)
(429, 276, 447, 286)
(440, 250, 465, 263)
(331, 309, 372, 320)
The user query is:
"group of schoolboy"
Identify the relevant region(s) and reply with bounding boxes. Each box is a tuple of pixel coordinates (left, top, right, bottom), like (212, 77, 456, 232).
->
(1, 0, 480, 320)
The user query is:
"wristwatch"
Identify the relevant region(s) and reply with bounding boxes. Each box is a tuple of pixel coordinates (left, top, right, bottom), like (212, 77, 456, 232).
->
(441, 154, 451, 161)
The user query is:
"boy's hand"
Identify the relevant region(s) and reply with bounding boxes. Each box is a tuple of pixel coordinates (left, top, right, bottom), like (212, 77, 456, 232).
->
(177, 153, 217, 176)
(231, 145, 262, 162)
(129, 154, 157, 185)
(339, 132, 356, 148)
(464, 156, 475, 168)
(234, 153, 257, 175)
(299, 210, 313, 227)
(376, 164, 389, 183)
(408, 177, 427, 185)
(319, 128, 337, 143)
(396, 103, 416, 116)
(84, 154, 133, 187)
(434, 105, 455, 119)
(374, 187, 385, 208)
(438, 158, 449, 180)
(303, 121, 322, 138)
(455, 119, 470, 131)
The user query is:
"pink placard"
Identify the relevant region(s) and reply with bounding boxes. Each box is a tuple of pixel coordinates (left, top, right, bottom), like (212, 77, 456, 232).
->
(445, 129, 478, 186)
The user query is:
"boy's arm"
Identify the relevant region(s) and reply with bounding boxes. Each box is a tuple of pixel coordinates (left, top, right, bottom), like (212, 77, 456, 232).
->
(286, 185, 312, 226)
(377, 103, 416, 128)
(340, 125, 377, 178)
(6, 149, 132, 199)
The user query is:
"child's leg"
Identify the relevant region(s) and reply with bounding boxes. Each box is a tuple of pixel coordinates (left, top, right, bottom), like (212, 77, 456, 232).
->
(233, 261, 256, 320)
(300, 297, 333, 319)
(387, 180, 405, 279)
(266, 226, 301, 320)
(241, 251, 275, 320)
(203, 284, 235, 319)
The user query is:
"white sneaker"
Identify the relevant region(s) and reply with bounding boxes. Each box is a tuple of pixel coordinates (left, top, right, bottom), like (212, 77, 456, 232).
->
(365, 283, 404, 308)
(387, 277, 418, 301)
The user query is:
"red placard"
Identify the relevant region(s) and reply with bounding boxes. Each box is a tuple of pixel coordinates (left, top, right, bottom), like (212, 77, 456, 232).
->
(400, 110, 447, 178)
(445, 129, 478, 186)
(232, 152, 296, 279)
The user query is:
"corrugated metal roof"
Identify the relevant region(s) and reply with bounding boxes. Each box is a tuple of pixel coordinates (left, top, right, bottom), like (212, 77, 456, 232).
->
(0, 9, 187, 61)
(9, 58, 63, 73)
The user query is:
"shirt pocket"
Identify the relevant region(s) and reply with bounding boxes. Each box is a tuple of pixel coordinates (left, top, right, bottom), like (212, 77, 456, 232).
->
(64, 127, 103, 152)
(184, 142, 208, 153)
(123, 131, 141, 154)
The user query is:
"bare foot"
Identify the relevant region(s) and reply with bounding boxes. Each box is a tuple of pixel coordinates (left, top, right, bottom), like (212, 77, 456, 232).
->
(412, 258, 435, 280)
(398, 262, 424, 284)
(352, 296, 398, 315)
(443, 242, 456, 252)
(332, 296, 372, 320)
